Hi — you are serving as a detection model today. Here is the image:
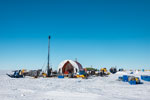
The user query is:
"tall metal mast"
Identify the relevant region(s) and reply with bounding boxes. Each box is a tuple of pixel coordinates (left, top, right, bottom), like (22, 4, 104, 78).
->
(47, 35, 51, 77)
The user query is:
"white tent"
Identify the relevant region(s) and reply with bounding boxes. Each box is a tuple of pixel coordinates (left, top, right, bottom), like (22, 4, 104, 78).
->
(57, 60, 83, 74)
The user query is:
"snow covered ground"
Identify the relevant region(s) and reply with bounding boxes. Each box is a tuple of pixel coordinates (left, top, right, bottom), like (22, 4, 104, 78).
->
(0, 70, 150, 100)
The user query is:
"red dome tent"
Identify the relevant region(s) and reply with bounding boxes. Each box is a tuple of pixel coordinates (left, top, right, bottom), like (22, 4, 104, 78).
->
(57, 60, 83, 74)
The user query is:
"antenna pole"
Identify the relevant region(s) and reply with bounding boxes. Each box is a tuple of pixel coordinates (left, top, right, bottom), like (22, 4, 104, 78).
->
(47, 35, 51, 77)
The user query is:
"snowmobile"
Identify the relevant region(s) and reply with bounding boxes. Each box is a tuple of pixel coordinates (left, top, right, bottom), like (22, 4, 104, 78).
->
(99, 68, 110, 76)
(76, 69, 88, 79)
(7, 70, 24, 78)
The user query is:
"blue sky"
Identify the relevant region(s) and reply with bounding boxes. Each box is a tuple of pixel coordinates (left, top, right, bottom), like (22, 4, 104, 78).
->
(0, 0, 150, 70)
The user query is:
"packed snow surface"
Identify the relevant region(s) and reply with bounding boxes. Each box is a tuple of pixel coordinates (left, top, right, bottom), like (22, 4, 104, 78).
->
(0, 70, 150, 100)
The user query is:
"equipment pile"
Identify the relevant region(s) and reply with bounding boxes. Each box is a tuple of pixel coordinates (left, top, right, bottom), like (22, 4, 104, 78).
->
(118, 75, 143, 85)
